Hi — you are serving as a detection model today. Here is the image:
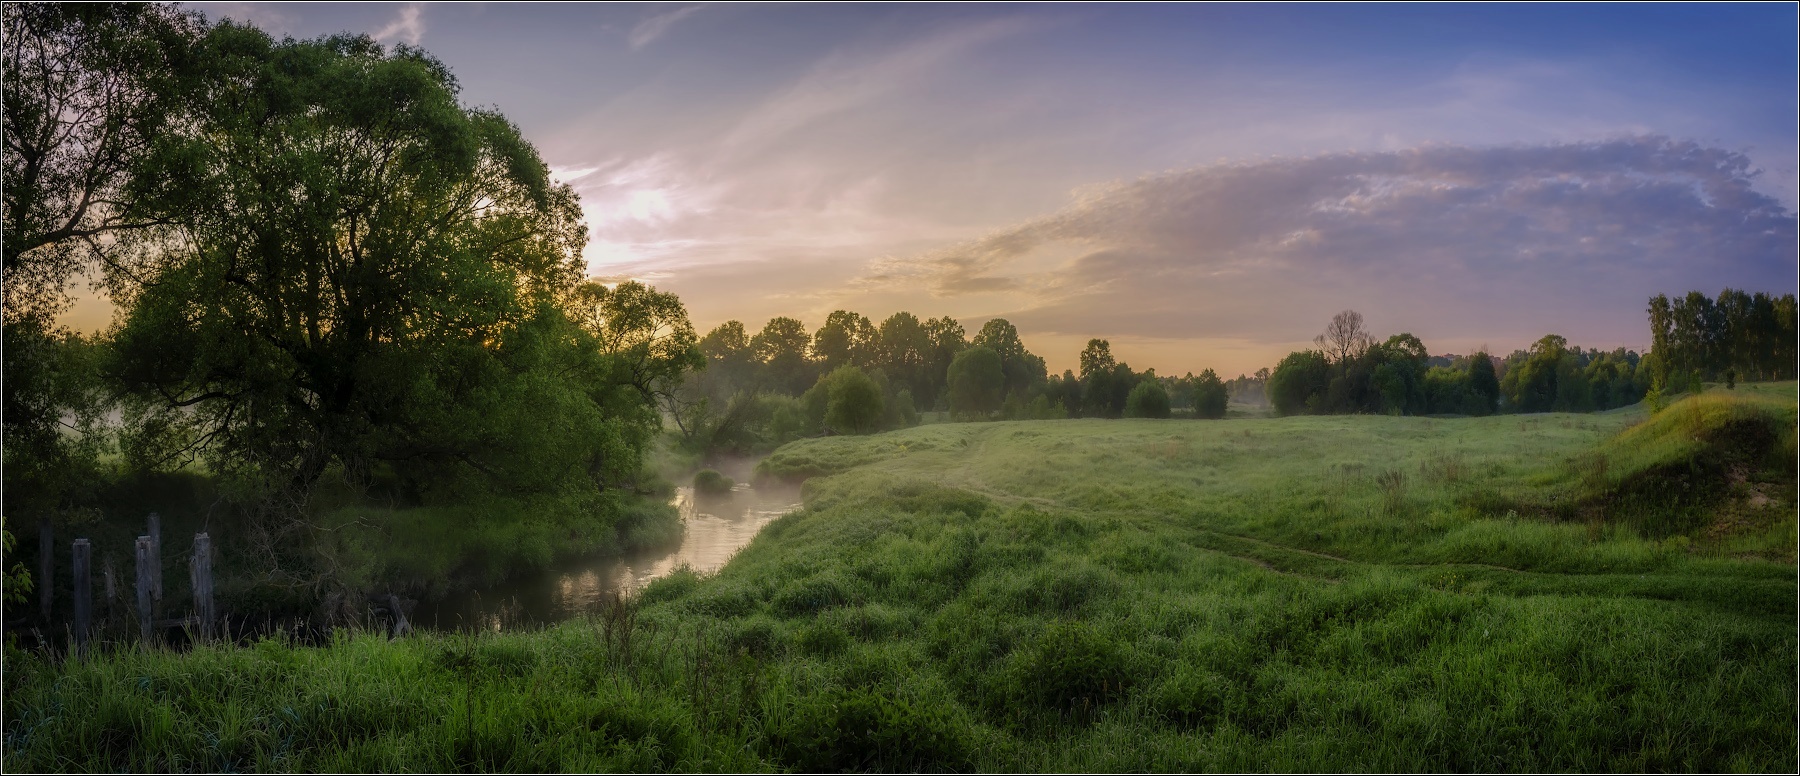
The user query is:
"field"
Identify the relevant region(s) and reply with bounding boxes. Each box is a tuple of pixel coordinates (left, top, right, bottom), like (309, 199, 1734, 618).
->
(4, 388, 1795, 772)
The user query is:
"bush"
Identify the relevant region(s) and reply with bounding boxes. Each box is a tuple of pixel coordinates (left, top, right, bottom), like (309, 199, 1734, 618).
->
(1124, 380, 1171, 418)
(824, 366, 884, 435)
(692, 469, 734, 494)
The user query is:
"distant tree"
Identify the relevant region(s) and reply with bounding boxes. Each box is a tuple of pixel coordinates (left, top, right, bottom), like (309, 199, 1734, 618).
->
(1646, 294, 1674, 389)
(813, 310, 877, 371)
(752, 316, 815, 395)
(1467, 351, 1500, 415)
(1193, 369, 1228, 419)
(823, 366, 884, 435)
(1045, 369, 1083, 417)
(1267, 350, 1330, 416)
(1502, 335, 1568, 412)
(921, 316, 967, 410)
(1079, 338, 1117, 381)
(1314, 310, 1374, 365)
(1124, 379, 1171, 419)
(1078, 339, 1133, 418)
(875, 311, 931, 401)
(973, 318, 1047, 398)
(946, 346, 1005, 419)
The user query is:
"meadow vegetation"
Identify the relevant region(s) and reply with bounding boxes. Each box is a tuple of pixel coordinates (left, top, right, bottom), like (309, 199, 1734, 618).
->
(6, 387, 1793, 771)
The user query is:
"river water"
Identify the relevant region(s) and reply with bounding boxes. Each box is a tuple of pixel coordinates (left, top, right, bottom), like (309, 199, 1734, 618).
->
(413, 462, 802, 632)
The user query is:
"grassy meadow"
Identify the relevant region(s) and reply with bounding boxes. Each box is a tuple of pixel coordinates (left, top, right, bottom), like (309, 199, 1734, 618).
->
(3, 388, 1794, 772)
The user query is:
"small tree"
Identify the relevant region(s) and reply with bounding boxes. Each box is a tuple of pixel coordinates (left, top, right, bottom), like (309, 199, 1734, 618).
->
(1467, 351, 1500, 416)
(946, 346, 1005, 419)
(1124, 380, 1171, 419)
(1193, 369, 1228, 419)
(824, 366, 883, 435)
(1267, 350, 1330, 416)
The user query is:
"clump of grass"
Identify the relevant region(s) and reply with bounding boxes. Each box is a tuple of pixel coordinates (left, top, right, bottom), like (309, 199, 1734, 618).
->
(692, 469, 734, 495)
(1376, 468, 1408, 514)
(1421, 451, 1467, 484)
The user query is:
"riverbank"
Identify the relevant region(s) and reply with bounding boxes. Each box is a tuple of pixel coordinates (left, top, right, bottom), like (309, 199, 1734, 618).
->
(4, 389, 1794, 771)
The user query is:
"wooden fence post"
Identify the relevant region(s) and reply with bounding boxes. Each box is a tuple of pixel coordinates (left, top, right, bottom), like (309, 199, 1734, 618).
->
(135, 537, 154, 643)
(191, 533, 214, 641)
(103, 558, 117, 620)
(72, 539, 92, 657)
(38, 517, 53, 618)
(147, 512, 163, 602)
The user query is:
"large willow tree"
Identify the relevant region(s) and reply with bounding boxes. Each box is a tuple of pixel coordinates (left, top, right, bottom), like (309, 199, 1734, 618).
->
(107, 25, 674, 511)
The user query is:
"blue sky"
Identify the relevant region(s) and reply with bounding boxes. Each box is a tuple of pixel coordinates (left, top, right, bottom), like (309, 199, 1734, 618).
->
(167, 2, 1797, 375)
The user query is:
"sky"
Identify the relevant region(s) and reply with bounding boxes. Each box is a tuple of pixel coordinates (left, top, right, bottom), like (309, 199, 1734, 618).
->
(106, 2, 1799, 376)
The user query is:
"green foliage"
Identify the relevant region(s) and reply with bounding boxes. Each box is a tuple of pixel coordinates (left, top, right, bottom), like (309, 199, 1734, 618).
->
(2, 2, 207, 323)
(947, 346, 1005, 420)
(1, 517, 32, 606)
(1268, 350, 1330, 415)
(972, 319, 1048, 398)
(108, 28, 641, 508)
(1192, 369, 1229, 419)
(2, 320, 111, 518)
(823, 366, 884, 435)
(1648, 290, 1797, 384)
(692, 469, 734, 494)
(1124, 380, 1172, 419)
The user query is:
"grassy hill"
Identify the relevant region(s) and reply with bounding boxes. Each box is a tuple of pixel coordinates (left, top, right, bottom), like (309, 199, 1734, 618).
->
(4, 387, 1793, 771)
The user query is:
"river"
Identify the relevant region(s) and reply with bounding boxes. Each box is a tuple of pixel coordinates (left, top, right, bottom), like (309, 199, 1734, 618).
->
(412, 460, 802, 631)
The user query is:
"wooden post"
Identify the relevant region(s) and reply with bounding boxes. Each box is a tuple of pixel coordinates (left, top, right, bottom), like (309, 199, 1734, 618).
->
(147, 513, 163, 601)
(72, 539, 91, 656)
(191, 533, 214, 641)
(388, 593, 411, 638)
(135, 537, 154, 643)
(37, 516, 53, 617)
(103, 558, 117, 622)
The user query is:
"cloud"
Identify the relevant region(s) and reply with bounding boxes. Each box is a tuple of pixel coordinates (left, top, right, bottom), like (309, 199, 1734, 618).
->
(866, 136, 1796, 349)
(373, 3, 425, 46)
(200, 3, 298, 36)
(721, 15, 1044, 155)
(629, 4, 707, 51)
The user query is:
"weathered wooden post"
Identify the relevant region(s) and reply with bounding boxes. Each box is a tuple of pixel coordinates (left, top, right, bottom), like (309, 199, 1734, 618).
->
(388, 593, 411, 639)
(103, 558, 117, 621)
(72, 539, 92, 657)
(38, 516, 53, 617)
(135, 536, 154, 643)
(147, 512, 163, 601)
(191, 533, 214, 641)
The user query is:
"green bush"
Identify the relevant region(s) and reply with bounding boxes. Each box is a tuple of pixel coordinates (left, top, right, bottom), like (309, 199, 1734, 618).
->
(1124, 379, 1172, 418)
(692, 469, 734, 494)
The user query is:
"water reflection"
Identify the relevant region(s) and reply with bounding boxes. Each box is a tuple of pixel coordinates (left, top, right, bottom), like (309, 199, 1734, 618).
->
(416, 467, 801, 632)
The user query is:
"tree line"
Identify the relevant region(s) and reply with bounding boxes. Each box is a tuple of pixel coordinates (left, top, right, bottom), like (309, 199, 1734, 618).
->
(1647, 290, 1797, 391)
(668, 311, 1252, 454)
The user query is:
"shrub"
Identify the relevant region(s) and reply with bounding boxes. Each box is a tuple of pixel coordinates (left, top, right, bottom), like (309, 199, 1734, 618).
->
(824, 366, 884, 435)
(1124, 379, 1171, 418)
(692, 469, 734, 494)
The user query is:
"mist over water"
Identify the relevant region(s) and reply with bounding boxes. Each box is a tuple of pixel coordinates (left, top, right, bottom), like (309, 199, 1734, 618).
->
(415, 459, 802, 631)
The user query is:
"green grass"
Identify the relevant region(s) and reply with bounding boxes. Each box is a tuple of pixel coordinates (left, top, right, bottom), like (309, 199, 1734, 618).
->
(5, 388, 1794, 771)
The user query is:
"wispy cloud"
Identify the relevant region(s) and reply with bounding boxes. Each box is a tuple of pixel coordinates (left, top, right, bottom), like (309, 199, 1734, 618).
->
(629, 4, 706, 51)
(721, 15, 1045, 154)
(373, 3, 426, 46)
